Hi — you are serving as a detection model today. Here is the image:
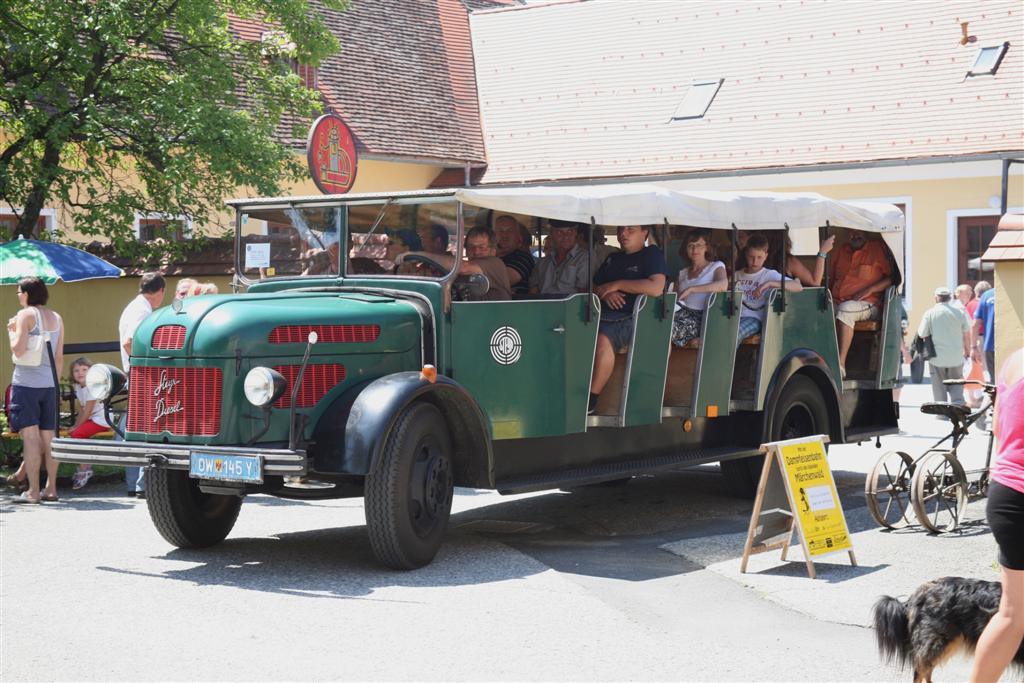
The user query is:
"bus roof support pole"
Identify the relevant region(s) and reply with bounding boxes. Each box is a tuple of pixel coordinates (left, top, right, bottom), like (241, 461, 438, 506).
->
(823, 221, 831, 310)
(781, 223, 789, 313)
(659, 218, 670, 320)
(587, 216, 595, 324)
(729, 223, 738, 317)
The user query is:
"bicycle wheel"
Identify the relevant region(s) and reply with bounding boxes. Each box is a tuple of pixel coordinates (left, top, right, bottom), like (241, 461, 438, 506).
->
(911, 452, 968, 533)
(865, 451, 915, 529)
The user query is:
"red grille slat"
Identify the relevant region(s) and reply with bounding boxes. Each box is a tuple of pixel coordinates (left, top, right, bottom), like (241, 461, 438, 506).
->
(151, 325, 186, 350)
(127, 367, 222, 436)
(268, 325, 380, 344)
(273, 364, 346, 408)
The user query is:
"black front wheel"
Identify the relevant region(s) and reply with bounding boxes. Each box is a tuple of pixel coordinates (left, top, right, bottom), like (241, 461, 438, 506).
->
(721, 375, 830, 498)
(365, 402, 454, 570)
(146, 468, 243, 548)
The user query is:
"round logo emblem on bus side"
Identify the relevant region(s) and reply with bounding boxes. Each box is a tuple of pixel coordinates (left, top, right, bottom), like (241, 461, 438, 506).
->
(490, 326, 522, 365)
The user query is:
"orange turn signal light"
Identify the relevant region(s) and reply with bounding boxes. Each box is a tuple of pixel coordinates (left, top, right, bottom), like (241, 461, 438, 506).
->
(420, 364, 437, 384)
(707, 405, 719, 418)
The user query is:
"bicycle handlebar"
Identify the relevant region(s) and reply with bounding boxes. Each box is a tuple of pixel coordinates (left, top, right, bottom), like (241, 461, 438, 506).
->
(942, 379, 996, 392)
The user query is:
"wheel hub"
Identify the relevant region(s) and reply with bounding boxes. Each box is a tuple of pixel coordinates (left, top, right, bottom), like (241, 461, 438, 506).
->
(410, 443, 452, 533)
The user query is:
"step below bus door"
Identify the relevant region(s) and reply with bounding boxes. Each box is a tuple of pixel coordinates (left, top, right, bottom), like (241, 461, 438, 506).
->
(620, 293, 675, 428)
(449, 293, 599, 440)
(689, 291, 741, 419)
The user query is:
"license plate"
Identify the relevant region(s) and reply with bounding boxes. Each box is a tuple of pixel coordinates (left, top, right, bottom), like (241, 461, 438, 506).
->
(189, 452, 263, 484)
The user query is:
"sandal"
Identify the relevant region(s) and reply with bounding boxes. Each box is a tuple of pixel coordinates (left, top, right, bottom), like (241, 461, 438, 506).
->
(5, 474, 28, 492)
(11, 491, 40, 504)
(40, 493, 59, 503)
(72, 470, 93, 490)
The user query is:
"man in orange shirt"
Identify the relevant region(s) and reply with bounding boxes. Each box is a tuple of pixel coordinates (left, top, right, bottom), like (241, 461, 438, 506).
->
(828, 229, 893, 377)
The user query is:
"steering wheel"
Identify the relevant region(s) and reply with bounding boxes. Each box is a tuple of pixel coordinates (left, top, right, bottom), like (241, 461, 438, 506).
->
(400, 252, 448, 277)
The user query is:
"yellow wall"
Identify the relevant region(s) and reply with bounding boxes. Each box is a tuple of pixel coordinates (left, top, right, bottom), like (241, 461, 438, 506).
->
(993, 262, 1024, 376)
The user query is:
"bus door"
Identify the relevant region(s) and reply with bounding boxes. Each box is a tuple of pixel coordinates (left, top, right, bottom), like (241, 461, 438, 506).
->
(449, 293, 599, 439)
(688, 291, 741, 419)
(874, 286, 904, 388)
(589, 293, 675, 428)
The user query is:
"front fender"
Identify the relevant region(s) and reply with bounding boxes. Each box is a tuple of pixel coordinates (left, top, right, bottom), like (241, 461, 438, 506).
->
(315, 372, 494, 488)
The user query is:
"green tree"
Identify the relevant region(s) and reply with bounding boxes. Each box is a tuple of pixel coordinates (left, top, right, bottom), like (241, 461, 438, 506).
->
(0, 0, 345, 256)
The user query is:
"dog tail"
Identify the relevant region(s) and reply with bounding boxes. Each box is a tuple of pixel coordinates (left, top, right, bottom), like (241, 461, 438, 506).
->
(873, 595, 912, 668)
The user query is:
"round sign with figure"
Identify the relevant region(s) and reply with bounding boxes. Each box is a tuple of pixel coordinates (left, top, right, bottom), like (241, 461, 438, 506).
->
(490, 326, 523, 365)
(307, 114, 358, 194)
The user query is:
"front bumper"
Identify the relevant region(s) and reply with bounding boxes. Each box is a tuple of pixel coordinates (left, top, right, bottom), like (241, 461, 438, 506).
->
(51, 438, 307, 475)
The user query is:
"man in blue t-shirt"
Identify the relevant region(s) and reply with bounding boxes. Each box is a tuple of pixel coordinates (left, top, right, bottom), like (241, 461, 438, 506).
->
(972, 286, 996, 381)
(589, 224, 668, 413)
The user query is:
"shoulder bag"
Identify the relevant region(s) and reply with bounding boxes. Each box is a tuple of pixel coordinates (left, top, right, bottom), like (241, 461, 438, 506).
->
(10, 307, 46, 367)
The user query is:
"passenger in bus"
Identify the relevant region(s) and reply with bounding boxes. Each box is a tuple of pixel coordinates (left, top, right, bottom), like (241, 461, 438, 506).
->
(577, 224, 619, 278)
(398, 226, 511, 301)
(782, 233, 835, 286)
(736, 234, 802, 345)
(528, 219, 590, 296)
(829, 229, 893, 377)
(416, 223, 451, 256)
(671, 229, 727, 348)
(494, 215, 535, 296)
(589, 225, 668, 413)
(384, 229, 422, 274)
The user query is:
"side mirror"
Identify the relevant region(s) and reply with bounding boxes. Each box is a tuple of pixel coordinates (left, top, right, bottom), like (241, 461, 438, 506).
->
(463, 273, 490, 299)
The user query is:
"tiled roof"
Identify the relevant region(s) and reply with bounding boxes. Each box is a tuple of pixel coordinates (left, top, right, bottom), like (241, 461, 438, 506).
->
(231, 0, 492, 164)
(983, 213, 1024, 261)
(469, 0, 1024, 184)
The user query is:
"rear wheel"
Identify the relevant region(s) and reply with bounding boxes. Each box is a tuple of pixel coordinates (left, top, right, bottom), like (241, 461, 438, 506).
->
(146, 468, 243, 548)
(911, 452, 967, 533)
(721, 375, 830, 498)
(365, 402, 454, 570)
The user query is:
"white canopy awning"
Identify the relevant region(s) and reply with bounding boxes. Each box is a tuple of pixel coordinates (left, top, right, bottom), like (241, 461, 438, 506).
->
(455, 183, 905, 278)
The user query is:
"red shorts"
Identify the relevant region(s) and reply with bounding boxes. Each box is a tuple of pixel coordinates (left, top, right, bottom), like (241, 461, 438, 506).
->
(70, 420, 108, 439)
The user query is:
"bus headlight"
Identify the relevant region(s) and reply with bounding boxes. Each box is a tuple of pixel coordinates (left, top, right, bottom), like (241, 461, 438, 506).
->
(244, 367, 286, 407)
(85, 364, 126, 401)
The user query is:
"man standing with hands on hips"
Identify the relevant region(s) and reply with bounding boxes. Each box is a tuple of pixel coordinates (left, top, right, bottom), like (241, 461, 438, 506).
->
(917, 286, 971, 407)
(118, 272, 166, 497)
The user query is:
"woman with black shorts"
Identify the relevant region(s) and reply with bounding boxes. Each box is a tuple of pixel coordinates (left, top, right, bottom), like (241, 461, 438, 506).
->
(971, 347, 1024, 682)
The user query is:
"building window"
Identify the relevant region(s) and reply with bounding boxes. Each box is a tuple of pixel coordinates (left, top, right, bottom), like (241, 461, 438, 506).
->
(289, 59, 318, 90)
(135, 213, 190, 242)
(957, 215, 997, 287)
(0, 208, 56, 236)
(672, 79, 723, 120)
(967, 43, 1009, 77)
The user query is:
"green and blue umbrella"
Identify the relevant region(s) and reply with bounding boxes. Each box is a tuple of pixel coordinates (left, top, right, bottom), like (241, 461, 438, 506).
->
(0, 237, 124, 285)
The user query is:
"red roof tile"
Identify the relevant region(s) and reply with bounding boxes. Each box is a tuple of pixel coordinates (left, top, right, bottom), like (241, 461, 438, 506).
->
(469, 0, 1024, 183)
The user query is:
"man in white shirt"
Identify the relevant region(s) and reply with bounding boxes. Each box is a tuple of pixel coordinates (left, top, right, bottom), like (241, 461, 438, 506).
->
(118, 272, 166, 497)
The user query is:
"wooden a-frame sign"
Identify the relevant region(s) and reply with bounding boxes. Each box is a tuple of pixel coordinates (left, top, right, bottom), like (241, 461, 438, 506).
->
(740, 434, 856, 579)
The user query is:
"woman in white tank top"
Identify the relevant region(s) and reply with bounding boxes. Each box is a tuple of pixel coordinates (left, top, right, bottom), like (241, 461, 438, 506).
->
(671, 229, 727, 348)
(8, 276, 64, 503)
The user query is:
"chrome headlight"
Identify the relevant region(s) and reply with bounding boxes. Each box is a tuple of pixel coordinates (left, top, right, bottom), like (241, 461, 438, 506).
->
(85, 364, 126, 401)
(244, 367, 287, 407)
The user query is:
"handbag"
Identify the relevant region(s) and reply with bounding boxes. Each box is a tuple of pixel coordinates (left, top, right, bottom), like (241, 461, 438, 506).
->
(10, 307, 47, 367)
(910, 333, 935, 362)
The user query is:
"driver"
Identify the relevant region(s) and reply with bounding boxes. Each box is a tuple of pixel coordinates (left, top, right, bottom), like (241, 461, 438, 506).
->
(398, 226, 511, 301)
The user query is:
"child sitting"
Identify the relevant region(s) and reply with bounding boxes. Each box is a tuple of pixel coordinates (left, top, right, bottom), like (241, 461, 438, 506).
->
(69, 357, 110, 490)
(735, 234, 802, 345)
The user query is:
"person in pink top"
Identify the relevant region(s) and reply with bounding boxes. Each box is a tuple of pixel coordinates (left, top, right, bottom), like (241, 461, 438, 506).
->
(971, 347, 1024, 682)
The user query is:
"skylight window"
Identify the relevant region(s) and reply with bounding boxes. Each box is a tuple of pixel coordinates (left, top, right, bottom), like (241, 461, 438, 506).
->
(967, 42, 1009, 77)
(672, 78, 723, 120)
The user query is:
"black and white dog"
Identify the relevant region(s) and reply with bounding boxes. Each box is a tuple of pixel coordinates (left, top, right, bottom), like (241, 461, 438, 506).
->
(873, 576, 1023, 683)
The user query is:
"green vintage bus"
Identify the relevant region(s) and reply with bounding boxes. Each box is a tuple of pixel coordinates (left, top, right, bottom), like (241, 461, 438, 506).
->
(53, 184, 905, 569)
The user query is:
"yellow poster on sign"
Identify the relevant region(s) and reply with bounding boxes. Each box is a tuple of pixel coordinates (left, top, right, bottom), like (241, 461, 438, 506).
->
(779, 440, 852, 557)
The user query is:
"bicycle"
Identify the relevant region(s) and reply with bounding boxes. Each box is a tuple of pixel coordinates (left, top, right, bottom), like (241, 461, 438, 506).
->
(865, 379, 996, 533)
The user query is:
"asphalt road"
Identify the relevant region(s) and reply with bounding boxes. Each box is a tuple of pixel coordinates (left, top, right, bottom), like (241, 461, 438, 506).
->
(1, 382, 998, 681)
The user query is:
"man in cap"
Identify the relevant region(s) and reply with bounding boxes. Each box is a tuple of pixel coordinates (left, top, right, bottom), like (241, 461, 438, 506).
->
(398, 226, 510, 301)
(529, 219, 591, 296)
(918, 285, 971, 406)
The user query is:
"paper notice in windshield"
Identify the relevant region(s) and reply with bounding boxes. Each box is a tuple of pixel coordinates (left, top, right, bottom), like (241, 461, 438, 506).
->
(779, 440, 852, 557)
(245, 243, 271, 269)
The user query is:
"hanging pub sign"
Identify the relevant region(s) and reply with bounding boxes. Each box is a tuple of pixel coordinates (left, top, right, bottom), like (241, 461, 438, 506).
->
(307, 114, 358, 194)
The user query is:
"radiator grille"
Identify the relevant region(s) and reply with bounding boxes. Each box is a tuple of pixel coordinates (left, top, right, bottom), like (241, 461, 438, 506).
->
(127, 367, 222, 436)
(151, 325, 186, 350)
(268, 324, 380, 344)
(272, 364, 346, 408)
